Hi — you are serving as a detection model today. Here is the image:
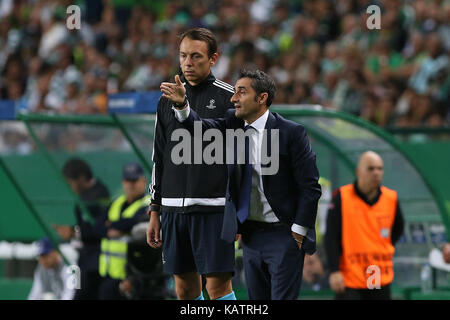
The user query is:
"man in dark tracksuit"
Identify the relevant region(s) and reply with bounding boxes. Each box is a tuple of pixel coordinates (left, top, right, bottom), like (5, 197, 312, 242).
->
(59, 158, 110, 300)
(146, 28, 236, 300)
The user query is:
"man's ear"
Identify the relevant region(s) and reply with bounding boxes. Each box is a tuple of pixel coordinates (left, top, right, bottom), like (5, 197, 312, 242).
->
(210, 52, 219, 66)
(259, 93, 268, 105)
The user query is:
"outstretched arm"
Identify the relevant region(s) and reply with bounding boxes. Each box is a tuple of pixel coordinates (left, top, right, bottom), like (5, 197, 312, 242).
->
(161, 75, 230, 131)
(173, 103, 229, 132)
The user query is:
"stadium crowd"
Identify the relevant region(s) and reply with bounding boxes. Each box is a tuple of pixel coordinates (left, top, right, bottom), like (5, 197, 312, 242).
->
(0, 0, 449, 128)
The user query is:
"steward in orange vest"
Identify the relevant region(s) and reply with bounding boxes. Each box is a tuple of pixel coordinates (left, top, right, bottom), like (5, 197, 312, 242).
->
(325, 182, 404, 299)
(325, 151, 404, 300)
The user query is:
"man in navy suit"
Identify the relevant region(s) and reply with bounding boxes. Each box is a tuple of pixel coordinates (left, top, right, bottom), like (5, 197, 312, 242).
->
(167, 69, 321, 300)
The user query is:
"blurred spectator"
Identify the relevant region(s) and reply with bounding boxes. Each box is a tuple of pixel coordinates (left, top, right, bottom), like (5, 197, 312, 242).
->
(332, 69, 366, 115)
(45, 44, 82, 112)
(59, 77, 82, 114)
(360, 92, 378, 124)
(409, 33, 448, 96)
(408, 93, 434, 126)
(28, 237, 75, 300)
(0, 54, 26, 99)
(365, 38, 405, 84)
(375, 95, 397, 127)
(123, 55, 165, 92)
(0, 0, 447, 128)
(0, 123, 31, 155)
(38, 4, 69, 59)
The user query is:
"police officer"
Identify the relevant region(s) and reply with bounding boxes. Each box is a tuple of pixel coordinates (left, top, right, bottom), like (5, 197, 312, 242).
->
(146, 28, 236, 300)
(325, 151, 404, 300)
(98, 162, 149, 300)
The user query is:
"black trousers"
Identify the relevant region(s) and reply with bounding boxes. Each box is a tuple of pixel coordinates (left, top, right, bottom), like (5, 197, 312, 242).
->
(335, 284, 391, 300)
(73, 270, 103, 300)
(241, 221, 305, 300)
(98, 276, 124, 300)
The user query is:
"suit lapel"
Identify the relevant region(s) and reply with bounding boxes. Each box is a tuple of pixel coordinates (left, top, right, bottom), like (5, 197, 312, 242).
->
(264, 111, 277, 131)
(228, 118, 245, 201)
(264, 112, 276, 159)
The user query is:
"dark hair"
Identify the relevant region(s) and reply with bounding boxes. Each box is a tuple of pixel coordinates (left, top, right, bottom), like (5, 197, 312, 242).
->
(238, 69, 277, 106)
(62, 158, 93, 180)
(178, 28, 218, 58)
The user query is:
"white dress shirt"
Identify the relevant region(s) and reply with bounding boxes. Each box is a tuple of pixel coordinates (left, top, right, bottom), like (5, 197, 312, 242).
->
(174, 104, 308, 236)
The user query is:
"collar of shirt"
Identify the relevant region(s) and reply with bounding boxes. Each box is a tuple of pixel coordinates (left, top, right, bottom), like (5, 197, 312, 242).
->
(353, 180, 382, 206)
(244, 109, 269, 131)
(181, 72, 216, 90)
(243, 109, 269, 165)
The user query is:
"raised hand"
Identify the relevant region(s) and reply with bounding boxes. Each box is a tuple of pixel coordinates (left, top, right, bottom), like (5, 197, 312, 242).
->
(160, 74, 186, 104)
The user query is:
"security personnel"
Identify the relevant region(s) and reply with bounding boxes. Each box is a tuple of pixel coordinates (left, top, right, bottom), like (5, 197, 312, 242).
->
(98, 162, 149, 300)
(325, 151, 404, 300)
(147, 28, 236, 300)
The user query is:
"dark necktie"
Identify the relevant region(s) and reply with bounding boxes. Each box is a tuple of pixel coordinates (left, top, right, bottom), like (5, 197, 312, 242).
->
(237, 125, 254, 223)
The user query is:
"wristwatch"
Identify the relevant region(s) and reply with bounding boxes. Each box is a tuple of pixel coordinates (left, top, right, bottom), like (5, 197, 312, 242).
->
(173, 95, 188, 110)
(147, 204, 161, 215)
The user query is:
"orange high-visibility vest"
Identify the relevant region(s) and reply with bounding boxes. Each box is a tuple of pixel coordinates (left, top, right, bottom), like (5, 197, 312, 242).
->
(339, 184, 397, 289)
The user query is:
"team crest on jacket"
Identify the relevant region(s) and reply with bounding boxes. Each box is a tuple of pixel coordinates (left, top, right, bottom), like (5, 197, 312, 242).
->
(206, 99, 216, 109)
